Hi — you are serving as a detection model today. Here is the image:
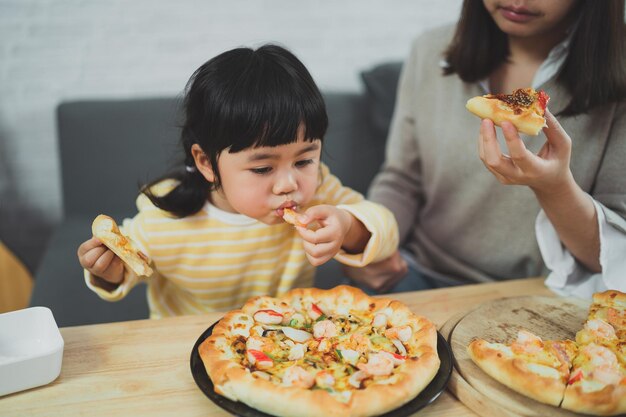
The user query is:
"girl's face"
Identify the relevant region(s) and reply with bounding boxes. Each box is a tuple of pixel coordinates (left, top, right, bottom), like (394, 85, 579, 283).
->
(483, 0, 579, 39)
(200, 134, 322, 225)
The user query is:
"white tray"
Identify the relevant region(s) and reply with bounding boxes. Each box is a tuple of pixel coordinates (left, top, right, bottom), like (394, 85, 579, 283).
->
(0, 306, 64, 396)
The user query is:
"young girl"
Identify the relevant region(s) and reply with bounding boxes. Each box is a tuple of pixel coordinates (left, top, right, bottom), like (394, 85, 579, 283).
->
(345, 0, 626, 296)
(77, 45, 398, 317)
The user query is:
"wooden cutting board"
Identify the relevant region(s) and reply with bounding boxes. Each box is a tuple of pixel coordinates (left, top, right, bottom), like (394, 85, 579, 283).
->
(441, 296, 590, 417)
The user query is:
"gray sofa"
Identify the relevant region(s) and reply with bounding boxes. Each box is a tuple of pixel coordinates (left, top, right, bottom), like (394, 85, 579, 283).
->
(31, 62, 402, 327)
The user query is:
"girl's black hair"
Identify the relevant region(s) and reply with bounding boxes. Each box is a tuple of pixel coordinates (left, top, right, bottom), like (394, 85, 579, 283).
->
(143, 44, 328, 217)
(443, 0, 626, 116)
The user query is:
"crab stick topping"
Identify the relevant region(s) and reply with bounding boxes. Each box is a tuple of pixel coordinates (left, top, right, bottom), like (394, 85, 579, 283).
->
(253, 309, 284, 325)
(568, 369, 583, 385)
(247, 349, 273, 369)
(308, 303, 324, 320)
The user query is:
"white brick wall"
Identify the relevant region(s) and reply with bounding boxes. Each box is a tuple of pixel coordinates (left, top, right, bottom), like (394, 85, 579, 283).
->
(0, 0, 462, 271)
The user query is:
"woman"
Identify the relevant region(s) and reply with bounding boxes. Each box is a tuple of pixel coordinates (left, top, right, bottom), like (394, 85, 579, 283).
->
(344, 0, 626, 297)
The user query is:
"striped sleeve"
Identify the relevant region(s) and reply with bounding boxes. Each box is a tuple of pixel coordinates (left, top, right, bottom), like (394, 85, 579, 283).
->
(84, 268, 142, 301)
(315, 164, 399, 266)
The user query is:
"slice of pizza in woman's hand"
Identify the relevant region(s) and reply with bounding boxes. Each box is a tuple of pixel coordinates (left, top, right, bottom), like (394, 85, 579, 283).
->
(467, 329, 578, 406)
(198, 285, 441, 417)
(465, 87, 550, 135)
(91, 214, 153, 277)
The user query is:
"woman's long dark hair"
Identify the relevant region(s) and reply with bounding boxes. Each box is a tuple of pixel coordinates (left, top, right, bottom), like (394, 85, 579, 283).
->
(143, 45, 328, 217)
(444, 0, 626, 116)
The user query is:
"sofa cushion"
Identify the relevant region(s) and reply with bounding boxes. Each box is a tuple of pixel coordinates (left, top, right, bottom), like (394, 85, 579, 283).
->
(360, 62, 403, 142)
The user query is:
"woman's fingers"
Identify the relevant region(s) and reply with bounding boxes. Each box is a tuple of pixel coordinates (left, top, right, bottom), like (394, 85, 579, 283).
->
(501, 121, 535, 171)
(480, 119, 516, 177)
(543, 109, 572, 151)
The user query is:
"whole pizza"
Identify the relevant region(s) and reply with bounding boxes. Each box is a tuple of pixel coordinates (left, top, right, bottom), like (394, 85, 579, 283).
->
(198, 285, 440, 417)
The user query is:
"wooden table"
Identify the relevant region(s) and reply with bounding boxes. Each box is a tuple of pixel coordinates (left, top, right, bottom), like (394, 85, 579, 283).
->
(1, 277, 555, 417)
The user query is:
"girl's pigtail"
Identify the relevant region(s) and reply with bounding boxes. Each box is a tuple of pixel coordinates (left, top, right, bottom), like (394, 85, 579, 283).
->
(142, 135, 210, 218)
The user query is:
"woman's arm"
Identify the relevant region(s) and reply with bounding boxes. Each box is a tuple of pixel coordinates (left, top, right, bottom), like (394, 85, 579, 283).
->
(479, 111, 600, 271)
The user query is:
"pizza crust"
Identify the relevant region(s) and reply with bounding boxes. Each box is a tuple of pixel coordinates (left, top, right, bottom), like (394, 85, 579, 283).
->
(91, 214, 153, 276)
(562, 382, 626, 416)
(467, 339, 566, 406)
(199, 285, 440, 417)
(466, 94, 546, 136)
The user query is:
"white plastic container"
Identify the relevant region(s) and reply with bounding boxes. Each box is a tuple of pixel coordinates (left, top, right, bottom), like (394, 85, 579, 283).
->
(0, 306, 64, 396)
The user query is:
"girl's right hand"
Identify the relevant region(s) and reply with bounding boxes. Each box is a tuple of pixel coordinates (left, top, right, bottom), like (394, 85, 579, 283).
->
(77, 237, 125, 284)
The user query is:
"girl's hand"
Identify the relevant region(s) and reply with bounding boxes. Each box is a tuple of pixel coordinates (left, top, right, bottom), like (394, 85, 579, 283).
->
(294, 205, 362, 266)
(478, 110, 575, 194)
(77, 237, 124, 284)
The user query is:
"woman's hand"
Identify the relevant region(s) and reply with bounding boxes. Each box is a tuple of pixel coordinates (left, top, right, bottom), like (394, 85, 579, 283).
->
(342, 250, 408, 293)
(479, 110, 601, 272)
(295, 205, 369, 266)
(478, 110, 575, 194)
(77, 237, 125, 284)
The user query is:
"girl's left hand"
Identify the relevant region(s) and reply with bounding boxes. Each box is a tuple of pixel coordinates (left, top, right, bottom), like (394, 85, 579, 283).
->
(294, 205, 353, 266)
(478, 110, 574, 194)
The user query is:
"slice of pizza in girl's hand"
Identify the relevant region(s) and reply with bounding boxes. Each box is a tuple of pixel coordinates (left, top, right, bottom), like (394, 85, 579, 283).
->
(91, 214, 153, 277)
(282, 207, 320, 230)
(465, 87, 550, 136)
(282, 207, 308, 227)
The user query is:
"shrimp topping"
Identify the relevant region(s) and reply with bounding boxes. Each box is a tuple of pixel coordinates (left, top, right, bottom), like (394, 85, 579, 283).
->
(384, 325, 412, 343)
(315, 370, 335, 388)
(585, 319, 617, 340)
(282, 365, 315, 388)
(313, 319, 338, 339)
(348, 370, 368, 388)
(511, 329, 543, 355)
(607, 307, 626, 328)
(307, 303, 325, 320)
(357, 352, 395, 376)
(582, 344, 618, 369)
(372, 313, 388, 328)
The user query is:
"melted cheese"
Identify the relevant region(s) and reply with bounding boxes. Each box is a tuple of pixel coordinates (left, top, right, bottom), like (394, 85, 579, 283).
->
(525, 363, 561, 379)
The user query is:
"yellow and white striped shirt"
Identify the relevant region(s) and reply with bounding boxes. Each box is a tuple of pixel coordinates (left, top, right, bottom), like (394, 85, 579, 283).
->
(86, 164, 398, 318)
